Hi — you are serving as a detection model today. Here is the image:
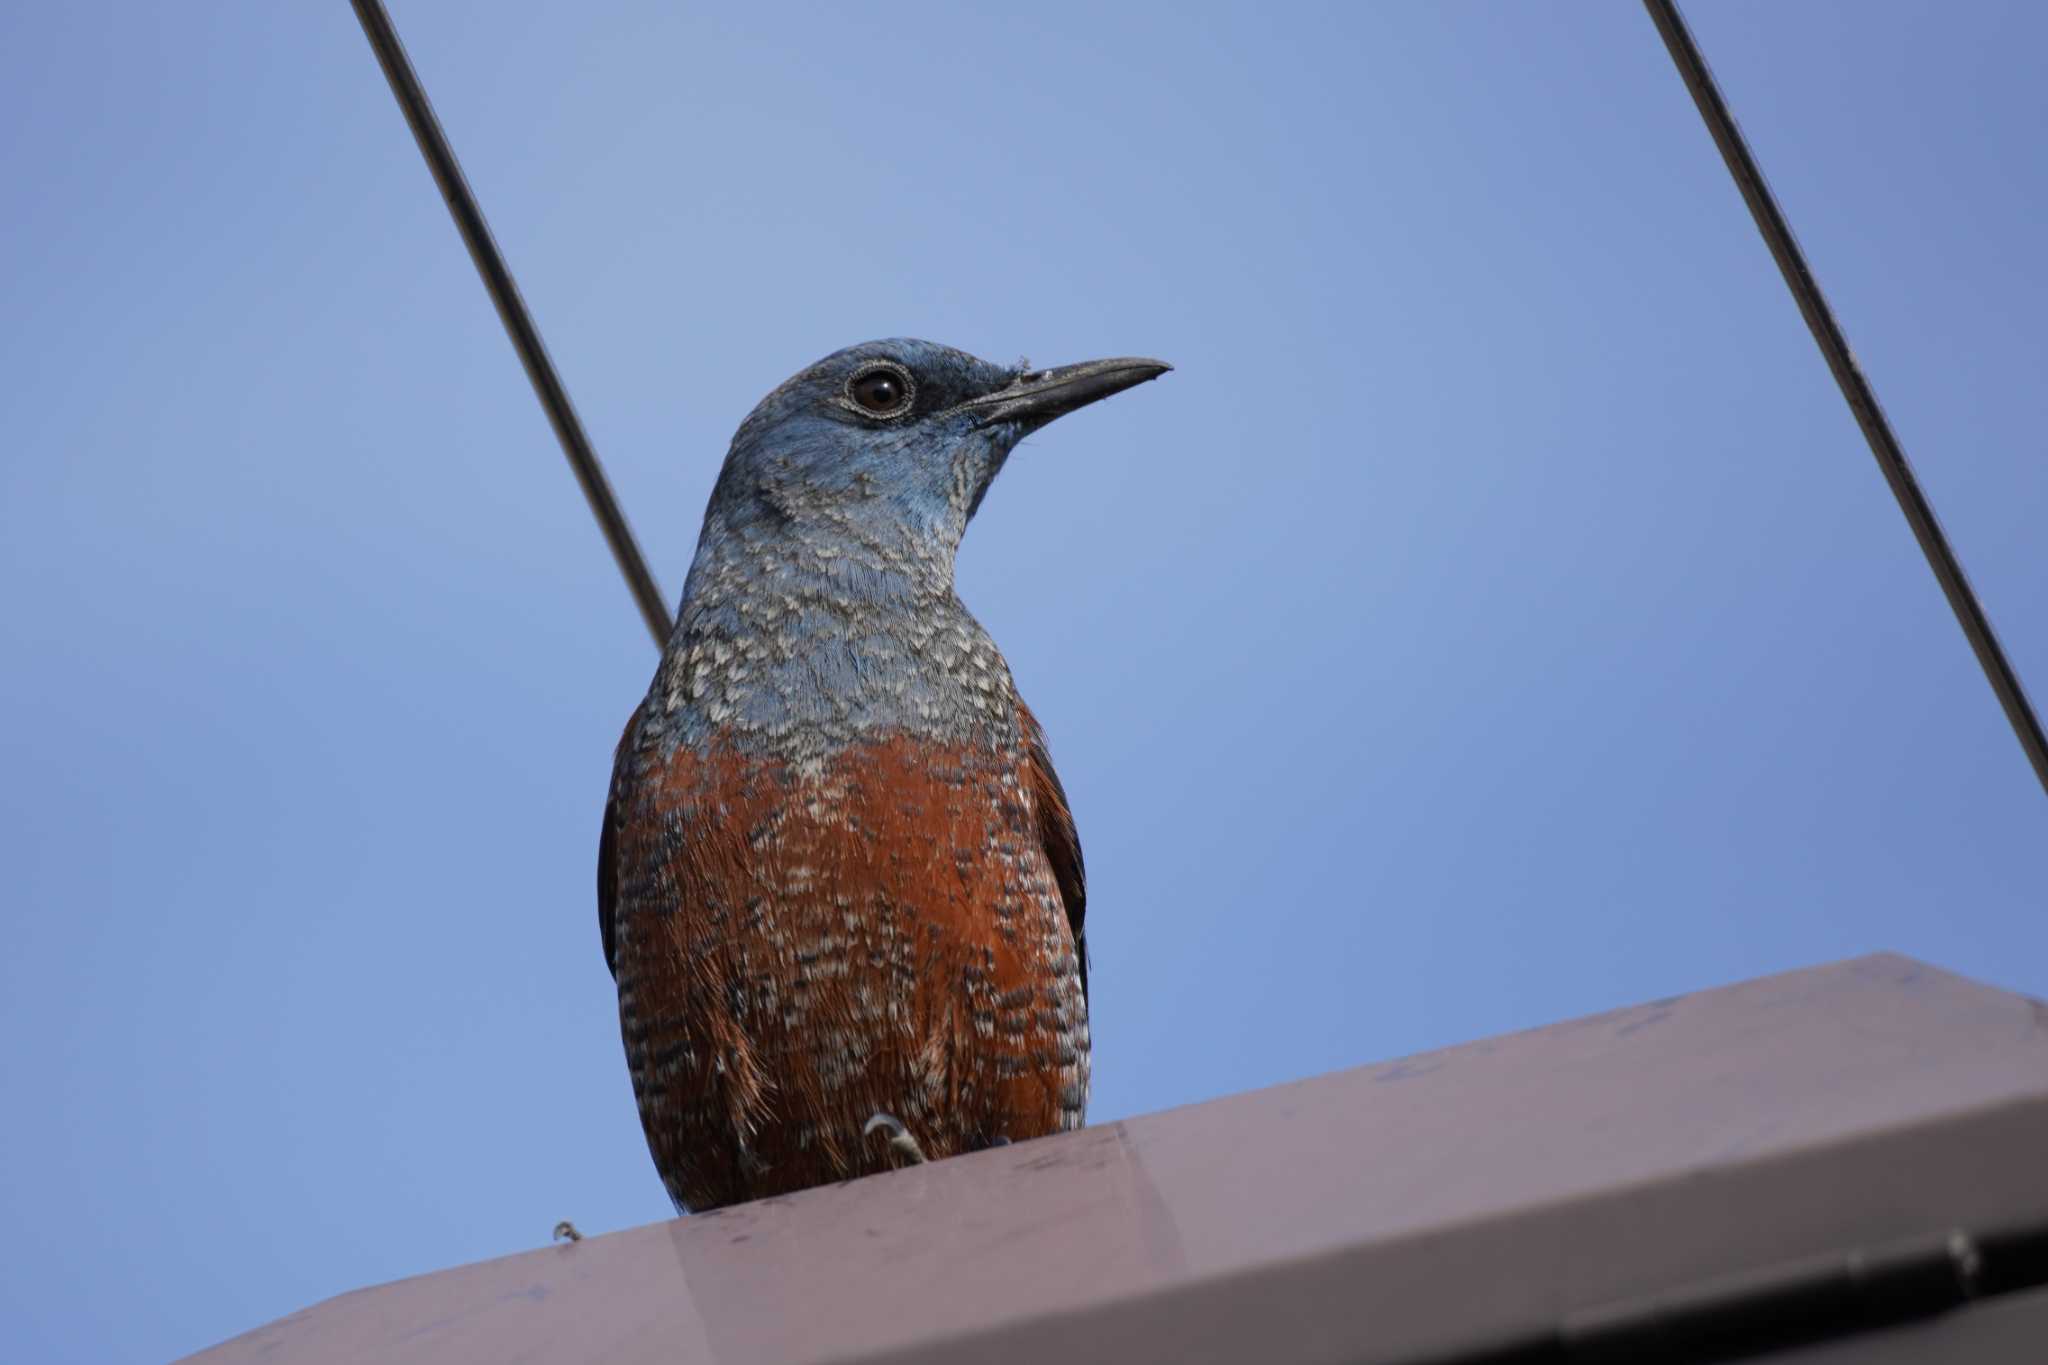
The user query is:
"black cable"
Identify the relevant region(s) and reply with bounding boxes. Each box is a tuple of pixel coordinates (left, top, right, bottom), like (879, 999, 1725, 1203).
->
(1642, 0, 2048, 802)
(349, 0, 673, 649)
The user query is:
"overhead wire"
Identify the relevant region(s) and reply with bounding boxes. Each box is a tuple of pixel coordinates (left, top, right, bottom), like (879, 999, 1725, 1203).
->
(349, 0, 672, 649)
(1643, 0, 2048, 802)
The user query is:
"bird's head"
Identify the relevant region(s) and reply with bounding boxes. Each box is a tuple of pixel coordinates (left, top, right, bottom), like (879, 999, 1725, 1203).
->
(703, 339, 1169, 555)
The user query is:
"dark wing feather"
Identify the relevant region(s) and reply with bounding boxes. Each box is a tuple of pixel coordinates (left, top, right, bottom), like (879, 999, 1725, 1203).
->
(1018, 702, 1088, 1002)
(598, 714, 638, 979)
(598, 795, 619, 977)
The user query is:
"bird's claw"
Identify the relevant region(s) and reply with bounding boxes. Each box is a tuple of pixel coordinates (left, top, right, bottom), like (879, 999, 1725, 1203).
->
(863, 1111, 929, 1166)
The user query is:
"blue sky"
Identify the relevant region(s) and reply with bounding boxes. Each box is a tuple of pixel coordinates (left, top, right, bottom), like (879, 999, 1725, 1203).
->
(3, 3, 2043, 1360)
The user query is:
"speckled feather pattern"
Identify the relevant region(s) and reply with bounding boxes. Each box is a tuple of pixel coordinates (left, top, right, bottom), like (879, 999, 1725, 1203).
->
(607, 719, 1087, 1211)
(597, 339, 1147, 1211)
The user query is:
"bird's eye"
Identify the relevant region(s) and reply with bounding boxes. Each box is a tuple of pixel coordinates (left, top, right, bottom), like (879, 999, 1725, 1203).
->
(847, 364, 914, 417)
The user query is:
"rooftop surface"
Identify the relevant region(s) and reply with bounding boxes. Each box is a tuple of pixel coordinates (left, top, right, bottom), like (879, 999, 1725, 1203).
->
(185, 953, 2048, 1364)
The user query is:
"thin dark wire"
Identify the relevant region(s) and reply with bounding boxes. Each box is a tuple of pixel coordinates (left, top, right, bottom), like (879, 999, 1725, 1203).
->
(349, 0, 672, 649)
(1643, 0, 2048, 802)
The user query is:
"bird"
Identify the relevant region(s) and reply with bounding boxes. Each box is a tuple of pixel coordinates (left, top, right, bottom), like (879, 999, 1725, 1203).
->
(598, 339, 1168, 1212)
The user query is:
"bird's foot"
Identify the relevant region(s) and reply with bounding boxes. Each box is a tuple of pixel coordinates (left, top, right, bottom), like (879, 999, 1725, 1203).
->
(863, 1112, 929, 1167)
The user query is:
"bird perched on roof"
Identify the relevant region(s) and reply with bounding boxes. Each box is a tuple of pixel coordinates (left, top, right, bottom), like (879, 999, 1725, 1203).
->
(599, 340, 1168, 1211)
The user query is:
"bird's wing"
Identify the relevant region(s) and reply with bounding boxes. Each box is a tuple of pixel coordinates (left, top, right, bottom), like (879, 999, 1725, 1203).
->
(598, 796, 619, 977)
(597, 714, 637, 978)
(1018, 701, 1088, 1002)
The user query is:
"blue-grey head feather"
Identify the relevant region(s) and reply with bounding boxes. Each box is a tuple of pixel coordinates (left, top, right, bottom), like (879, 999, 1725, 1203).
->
(637, 339, 1167, 761)
(712, 339, 1026, 552)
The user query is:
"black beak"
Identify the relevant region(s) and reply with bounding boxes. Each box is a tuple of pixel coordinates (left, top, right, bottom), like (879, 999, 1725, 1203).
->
(961, 356, 1171, 431)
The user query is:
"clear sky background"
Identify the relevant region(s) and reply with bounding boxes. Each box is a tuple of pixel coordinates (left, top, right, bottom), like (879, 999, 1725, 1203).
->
(3, 3, 2044, 1360)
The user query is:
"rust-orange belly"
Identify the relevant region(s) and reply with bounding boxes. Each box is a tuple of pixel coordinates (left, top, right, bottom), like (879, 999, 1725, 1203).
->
(609, 732, 1088, 1211)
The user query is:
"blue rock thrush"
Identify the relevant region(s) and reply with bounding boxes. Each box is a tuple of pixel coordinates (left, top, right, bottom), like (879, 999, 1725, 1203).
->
(599, 340, 1169, 1211)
